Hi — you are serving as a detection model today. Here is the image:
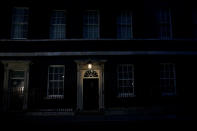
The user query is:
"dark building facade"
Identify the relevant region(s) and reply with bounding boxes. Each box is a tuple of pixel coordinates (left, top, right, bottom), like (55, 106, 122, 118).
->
(0, 0, 195, 121)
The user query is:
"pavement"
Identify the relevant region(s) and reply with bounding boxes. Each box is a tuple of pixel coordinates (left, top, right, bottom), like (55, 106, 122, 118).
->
(0, 111, 193, 130)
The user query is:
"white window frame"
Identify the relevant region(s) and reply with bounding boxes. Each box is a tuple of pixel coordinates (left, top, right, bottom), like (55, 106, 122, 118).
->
(11, 7, 29, 39)
(50, 10, 66, 39)
(117, 11, 133, 39)
(47, 65, 65, 99)
(83, 10, 100, 39)
(160, 63, 176, 96)
(117, 64, 135, 98)
(159, 8, 173, 40)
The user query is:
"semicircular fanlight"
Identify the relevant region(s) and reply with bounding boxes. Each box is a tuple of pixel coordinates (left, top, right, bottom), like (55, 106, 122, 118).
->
(84, 70, 98, 77)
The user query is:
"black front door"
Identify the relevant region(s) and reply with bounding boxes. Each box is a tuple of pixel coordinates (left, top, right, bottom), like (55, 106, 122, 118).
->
(83, 78, 99, 110)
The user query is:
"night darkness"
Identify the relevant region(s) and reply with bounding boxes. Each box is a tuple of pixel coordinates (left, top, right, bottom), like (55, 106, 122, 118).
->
(0, 0, 195, 130)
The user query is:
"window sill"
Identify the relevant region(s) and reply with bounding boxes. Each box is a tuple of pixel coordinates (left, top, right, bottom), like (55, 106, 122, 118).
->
(162, 92, 176, 96)
(117, 93, 136, 98)
(45, 95, 64, 99)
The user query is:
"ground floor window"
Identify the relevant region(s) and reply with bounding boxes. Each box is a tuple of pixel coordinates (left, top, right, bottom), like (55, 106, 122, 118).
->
(9, 70, 25, 96)
(47, 65, 65, 99)
(160, 63, 176, 96)
(117, 64, 135, 98)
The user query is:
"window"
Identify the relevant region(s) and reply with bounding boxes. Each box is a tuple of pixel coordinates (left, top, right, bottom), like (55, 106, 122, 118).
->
(9, 70, 25, 96)
(117, 64, 135, 98)
(83, 10, 99, 39)
(47, 65, 65, 99)
(117, 11, 133, 39)
(158, 8, 173, 39)
(50, 10, 66, 39)
(11, 7, 29, 39)
(192, 9, 197, 38)
(160, 63, 176, 96)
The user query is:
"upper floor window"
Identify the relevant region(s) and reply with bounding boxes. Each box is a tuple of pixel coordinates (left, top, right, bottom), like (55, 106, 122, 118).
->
(117, 64, 135, 98)
(160, 63, 176, 96)
(47, 65, 65, 99)
(192, 9, 197, 38)
(11, 7, 29, 39)
(117, 11, 133, 39)
(50, 10, 66, 39)
(83, 10, 99, 39)
(158, 8, 173, 40)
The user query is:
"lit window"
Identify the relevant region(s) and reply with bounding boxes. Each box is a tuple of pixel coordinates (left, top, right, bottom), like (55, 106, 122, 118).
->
(158, 8, 173, 39)
(117, 11, 133, 39)
(11, 7, 29, 39)
(47, 65, 65, 99)
(160, 63, 176, 96)
(117, 64, 135, 98)
(9, 70, 25, 96)
(83, 10, 99, 39)
(50, 10, 66, 39)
